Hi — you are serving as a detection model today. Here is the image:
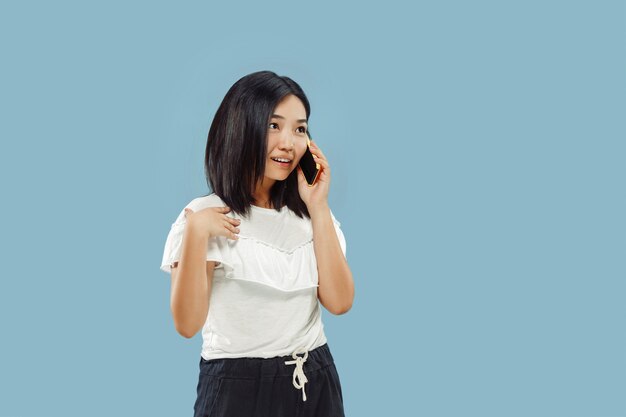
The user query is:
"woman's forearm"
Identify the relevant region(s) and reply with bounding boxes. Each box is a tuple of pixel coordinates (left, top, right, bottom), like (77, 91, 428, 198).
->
(310, 204, 354, 315)
(170, 223, 211, 338)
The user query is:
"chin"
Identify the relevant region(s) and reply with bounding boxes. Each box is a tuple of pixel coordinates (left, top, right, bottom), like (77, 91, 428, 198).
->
(272, 172, 291, 180)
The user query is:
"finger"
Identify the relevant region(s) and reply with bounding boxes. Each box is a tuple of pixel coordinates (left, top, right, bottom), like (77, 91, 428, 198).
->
(222, 222, 239, 240)
(316, 157, 330, 171)
(224, 220, 240, 235)
(312, 152, 325, 163)
(310, 140, 325, 154)
(226, 216, 241, 225)
(312, 148, 327, 161)
(318, 165, 330, 180)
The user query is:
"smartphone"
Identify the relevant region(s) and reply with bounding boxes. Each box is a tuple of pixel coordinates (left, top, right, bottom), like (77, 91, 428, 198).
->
(299, 133, 321, 186)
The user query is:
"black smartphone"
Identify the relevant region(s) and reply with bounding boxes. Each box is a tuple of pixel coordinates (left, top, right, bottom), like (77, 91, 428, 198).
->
(299, 132, 321, 186)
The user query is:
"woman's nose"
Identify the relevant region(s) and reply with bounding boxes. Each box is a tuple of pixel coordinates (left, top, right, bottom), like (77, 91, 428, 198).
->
(279, 133, 295, 149)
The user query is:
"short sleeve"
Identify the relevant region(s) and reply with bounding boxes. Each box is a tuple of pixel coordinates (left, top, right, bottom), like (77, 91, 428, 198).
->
(330, 209, 347, 258)
(159, 200, 226, 274)
(159, 218, 187, 274)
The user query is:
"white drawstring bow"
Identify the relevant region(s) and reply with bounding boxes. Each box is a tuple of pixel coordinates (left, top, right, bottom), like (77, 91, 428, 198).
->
(284, 346, 309, 401)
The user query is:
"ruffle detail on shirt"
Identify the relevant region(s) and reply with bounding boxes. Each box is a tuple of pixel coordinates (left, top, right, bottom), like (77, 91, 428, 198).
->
(160, 194, 346, 280)
(205, 233, 320, 292)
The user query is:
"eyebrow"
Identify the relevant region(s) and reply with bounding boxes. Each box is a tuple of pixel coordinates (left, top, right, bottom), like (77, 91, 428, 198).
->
(271, 114, 308, 124)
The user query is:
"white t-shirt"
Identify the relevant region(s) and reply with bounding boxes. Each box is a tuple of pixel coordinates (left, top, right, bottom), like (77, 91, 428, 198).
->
(160, 192, 347, 360)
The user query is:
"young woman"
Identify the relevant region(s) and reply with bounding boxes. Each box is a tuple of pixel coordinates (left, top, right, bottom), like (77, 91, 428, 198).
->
(160, 70, 354, 417)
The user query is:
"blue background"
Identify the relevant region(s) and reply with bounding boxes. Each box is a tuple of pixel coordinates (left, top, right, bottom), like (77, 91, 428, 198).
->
(1, 0, 624, 416)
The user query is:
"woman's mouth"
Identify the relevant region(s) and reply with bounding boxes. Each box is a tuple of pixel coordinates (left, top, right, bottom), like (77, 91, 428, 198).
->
(271, 157, 292, 168)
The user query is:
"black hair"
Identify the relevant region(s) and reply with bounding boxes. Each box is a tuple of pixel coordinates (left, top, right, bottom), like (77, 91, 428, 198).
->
(204, 70, 313, 219)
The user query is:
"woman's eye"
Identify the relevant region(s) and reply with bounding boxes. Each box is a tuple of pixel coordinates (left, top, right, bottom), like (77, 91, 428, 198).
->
(269, 123, 306, 134)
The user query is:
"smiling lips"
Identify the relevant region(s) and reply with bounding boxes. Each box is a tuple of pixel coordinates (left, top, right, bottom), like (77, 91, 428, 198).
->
(271, 157, 292, 168)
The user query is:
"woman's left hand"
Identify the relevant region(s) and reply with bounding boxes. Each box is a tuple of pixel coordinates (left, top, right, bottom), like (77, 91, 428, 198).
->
(297, 139, 331, 210)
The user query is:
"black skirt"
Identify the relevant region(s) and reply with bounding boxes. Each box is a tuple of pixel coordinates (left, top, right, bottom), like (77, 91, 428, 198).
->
(193, 343, 345, 417)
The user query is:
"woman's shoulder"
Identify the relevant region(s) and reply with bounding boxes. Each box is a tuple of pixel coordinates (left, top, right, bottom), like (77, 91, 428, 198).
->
(169, 193, 225, 224)
(185, 193, 226, 211)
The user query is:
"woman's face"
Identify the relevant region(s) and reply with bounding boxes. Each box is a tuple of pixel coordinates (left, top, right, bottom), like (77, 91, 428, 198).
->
(264, 94, 309, 181)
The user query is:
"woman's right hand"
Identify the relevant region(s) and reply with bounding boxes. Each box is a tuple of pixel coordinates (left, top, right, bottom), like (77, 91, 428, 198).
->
(183, 206, 241, 240)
